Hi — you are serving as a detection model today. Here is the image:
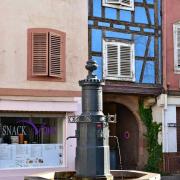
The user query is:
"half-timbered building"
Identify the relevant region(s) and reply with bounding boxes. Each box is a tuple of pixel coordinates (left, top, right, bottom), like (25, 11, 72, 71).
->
(88, 0, 162, 170)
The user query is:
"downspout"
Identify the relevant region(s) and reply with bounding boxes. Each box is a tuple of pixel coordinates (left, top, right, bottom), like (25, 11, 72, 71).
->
(162, 0, 167, 92)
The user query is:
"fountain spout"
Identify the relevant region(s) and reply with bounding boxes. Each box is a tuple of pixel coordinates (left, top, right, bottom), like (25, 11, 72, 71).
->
(66, 136, 77, 140)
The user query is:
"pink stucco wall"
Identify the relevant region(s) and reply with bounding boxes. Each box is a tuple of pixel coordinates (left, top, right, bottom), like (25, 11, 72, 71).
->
(163, 0, 180, 91)
(0, 0, 87, 178)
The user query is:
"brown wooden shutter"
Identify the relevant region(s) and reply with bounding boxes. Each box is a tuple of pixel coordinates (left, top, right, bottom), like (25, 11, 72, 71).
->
(32, 32, 48, 76)
(49, 32, 64, 78)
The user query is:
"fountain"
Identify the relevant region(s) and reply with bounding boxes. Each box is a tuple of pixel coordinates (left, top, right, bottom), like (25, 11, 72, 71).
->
(25, 60, 160, 180)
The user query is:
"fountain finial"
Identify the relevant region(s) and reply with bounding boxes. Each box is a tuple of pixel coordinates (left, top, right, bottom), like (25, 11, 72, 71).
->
(85, 59, 98, 80)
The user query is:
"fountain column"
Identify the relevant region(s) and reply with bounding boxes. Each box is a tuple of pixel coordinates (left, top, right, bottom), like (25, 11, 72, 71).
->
(74, 59, 113, 180)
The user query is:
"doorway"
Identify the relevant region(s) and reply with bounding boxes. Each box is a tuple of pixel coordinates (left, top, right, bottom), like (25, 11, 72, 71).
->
(104, 102, 139, 170)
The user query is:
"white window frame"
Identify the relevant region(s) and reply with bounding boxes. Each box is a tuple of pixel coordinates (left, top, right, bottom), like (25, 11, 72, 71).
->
(103, 40, 135, 82)
(173, 23, 180, 74)
(102, 0, 134, 11)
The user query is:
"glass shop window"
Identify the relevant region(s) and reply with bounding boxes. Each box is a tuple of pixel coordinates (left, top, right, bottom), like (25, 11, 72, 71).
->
(0, 116, 64, 169)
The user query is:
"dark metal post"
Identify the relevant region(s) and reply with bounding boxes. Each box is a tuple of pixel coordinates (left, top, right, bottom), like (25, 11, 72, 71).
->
(74, 59, 113, 179)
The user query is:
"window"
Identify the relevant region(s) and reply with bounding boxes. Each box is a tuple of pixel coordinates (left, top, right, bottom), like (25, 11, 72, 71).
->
(107, 0, 121, 3)
(102, 0, 134, 11)
(0, 114, 65, 169)
(103, 40, 135, 81)
(174, 24, 180, 73)
(28, 28, 66, 81)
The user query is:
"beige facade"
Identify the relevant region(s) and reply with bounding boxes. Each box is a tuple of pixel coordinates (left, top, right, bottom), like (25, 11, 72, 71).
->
(0, 1, 88, 179)
(0, 0, 87, 91)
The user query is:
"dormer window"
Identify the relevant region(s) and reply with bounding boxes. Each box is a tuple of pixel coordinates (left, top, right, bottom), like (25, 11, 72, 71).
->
(103, 0, 134, 11)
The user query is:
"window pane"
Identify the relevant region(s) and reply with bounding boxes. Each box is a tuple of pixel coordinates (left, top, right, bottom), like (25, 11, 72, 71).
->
(0, 116, 64, 169)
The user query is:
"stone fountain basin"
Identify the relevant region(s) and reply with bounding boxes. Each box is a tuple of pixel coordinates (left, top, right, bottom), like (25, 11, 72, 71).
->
(111, 170, 160, 180)
(24, 170, 160, 180)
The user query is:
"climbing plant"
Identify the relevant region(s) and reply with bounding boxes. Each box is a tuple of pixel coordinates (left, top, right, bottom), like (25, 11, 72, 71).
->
(139, 101, 162, 173)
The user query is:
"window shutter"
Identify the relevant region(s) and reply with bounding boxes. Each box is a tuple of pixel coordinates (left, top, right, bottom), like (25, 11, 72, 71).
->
(32, 32, 48, 76)
(103, 0, 134, 10)
(106, 43, 119, 77)
(106, 0, 121, 4)
(175, 26, 180, 69)
(120, 45, 132, 77)
(120, 0, 133, 7)
(103, 41, 135, 81)
(49, 32, 63, 78)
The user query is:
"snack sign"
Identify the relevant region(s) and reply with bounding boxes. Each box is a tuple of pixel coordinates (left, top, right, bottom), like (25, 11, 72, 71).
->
(2, 120, 57, 136)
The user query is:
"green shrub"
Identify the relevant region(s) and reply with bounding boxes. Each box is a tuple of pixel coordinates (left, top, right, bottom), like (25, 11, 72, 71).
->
(139, 101, 162, 173)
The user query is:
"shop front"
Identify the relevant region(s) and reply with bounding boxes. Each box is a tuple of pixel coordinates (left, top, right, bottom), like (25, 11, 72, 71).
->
(0, 98, 80, 180)
(0, 114, 64, 169)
